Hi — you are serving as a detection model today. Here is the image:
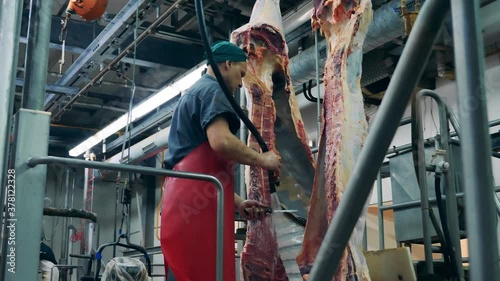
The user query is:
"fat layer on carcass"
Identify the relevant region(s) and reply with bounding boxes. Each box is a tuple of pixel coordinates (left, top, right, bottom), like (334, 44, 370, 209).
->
(296, 0, 373, 280)
(231, 0, 316, 280)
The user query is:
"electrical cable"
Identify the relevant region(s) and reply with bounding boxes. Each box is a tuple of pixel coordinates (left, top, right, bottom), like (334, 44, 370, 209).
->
(194, 0, 278, 194)
(434, 173, 461, 280)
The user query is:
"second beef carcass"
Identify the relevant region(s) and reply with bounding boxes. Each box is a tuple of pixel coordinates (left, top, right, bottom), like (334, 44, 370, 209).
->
(231, 0, 316, 280)
(296, 0, 373, 280)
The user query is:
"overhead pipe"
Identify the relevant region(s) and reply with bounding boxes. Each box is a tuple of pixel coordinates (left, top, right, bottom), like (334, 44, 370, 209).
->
(282, 0, 314, 35)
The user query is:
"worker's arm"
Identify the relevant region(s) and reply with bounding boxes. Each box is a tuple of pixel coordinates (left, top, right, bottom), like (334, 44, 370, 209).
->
(207, 116, 279, 221)
(206, 115, 280, 171)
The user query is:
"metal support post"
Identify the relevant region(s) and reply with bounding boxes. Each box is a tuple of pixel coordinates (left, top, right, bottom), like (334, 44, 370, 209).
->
(4, 109, 51, 281)
(451, 0, 500, 280)
(59, 168, 71, 266)
(27, 156, 225, 281)
(307, 0, 450, 279)
(413, 91, 435, 274)
(22, 0, 55, 110)
(376, 171, 385, 250)
(0, 3, 24, 274)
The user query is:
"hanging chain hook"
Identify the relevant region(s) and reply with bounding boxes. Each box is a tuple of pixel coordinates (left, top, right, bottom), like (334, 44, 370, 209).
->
(59, 13, 71, 74)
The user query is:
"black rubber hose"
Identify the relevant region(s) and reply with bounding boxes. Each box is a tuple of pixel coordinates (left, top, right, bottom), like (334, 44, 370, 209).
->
(194, 0, 277, 193)
(307, 80, 323, 103)
(428, 206, 452, 265)
(435, 174, 461, 279)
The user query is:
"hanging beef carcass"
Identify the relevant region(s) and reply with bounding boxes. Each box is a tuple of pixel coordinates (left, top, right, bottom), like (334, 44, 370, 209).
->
(296, 0, 373, 280)
(231, 0, 316, 280)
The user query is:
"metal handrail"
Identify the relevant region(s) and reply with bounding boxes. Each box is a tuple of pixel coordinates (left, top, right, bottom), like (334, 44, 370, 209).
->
(414, 89, 464, 276)
(380, 186, 500, 212)
(26, 156, 225, 281)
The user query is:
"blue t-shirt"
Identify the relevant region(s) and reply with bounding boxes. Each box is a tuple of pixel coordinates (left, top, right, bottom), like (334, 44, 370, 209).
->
(164, 74, 240, 169)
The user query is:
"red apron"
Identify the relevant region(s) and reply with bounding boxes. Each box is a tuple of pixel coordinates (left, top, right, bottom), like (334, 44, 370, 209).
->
(160, 141, 236, 281)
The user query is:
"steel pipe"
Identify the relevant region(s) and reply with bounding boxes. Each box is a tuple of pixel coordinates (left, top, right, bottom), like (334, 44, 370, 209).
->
(376, 171, 385, 249)
(43, 207, 97, 223)
(26, 156, 225, 281)
(416, 89, 464, 277)
(307, 0, 450, 279)
(451, 0, 500, 279)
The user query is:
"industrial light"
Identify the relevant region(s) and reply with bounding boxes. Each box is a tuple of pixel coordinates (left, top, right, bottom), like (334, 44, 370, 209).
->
(68, 64, 207, 157)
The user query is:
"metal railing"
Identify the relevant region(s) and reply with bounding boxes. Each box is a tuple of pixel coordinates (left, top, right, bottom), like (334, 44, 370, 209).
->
(26, 156, 225, 281)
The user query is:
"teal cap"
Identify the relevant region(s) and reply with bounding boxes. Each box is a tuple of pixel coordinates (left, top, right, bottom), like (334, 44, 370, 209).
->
(204, 41, 247, 64)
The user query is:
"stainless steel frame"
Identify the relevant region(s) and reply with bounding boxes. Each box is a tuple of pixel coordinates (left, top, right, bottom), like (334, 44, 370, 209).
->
(26, 156, 225, 281)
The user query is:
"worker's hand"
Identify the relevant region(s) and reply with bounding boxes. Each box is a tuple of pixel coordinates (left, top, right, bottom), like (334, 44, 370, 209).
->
(260, 151, 281, 179)
(237, 200, 269, 221)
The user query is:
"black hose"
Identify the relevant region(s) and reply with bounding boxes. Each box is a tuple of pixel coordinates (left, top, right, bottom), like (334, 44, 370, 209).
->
(303, 80, 324, 104)
(428, 207, 452, 265)
(194, 0, 277, 193)
(435, 174, 461, 279)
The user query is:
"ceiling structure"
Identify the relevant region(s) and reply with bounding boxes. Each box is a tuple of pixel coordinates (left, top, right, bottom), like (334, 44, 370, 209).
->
(12, 0, 500, 161)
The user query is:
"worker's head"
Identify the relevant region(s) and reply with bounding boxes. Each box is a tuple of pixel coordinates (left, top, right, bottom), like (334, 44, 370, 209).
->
(204, 41, 247, 94)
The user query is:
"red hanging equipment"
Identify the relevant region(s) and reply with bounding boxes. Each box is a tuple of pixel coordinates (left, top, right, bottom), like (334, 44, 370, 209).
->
(67, 0, 108, 21)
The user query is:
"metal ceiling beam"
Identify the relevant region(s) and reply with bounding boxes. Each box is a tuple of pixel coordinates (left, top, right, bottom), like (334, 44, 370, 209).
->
(13, 92, 127, 113)
(50, 0, 188, 122)
(19, 36, 167, 69)
(175, 0, 215, 32)
(44, 0, 155, 109)
(99, 13, 206, 45)
(15, 78, 79, 96)
(57, 0, 150, 86)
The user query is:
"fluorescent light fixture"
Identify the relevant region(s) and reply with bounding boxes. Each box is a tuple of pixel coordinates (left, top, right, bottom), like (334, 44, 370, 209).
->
(68, 63, 207, 157)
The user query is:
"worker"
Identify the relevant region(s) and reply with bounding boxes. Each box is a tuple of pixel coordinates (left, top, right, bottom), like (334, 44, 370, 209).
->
(160, 40, 281, 281)
(39, 241, 59, 281)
